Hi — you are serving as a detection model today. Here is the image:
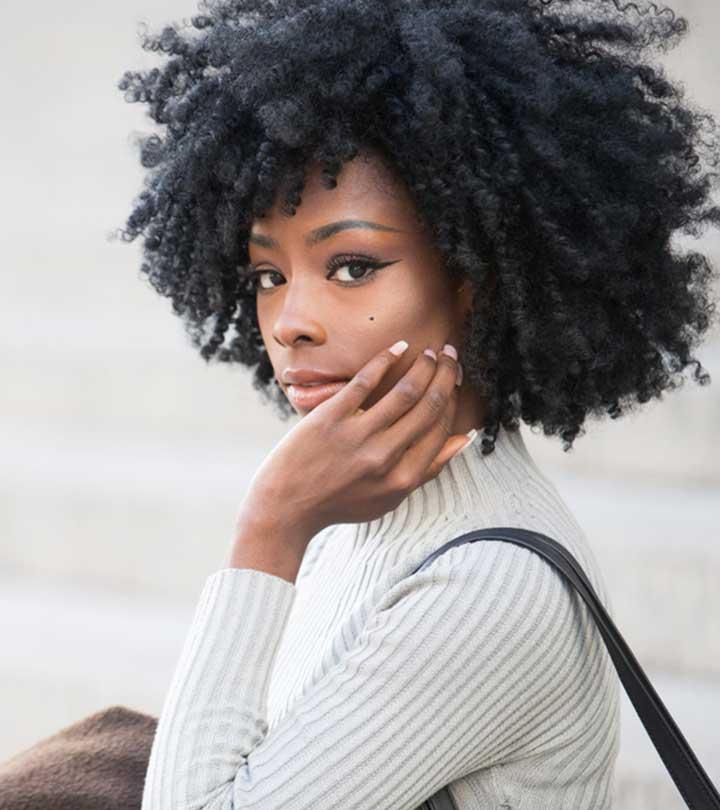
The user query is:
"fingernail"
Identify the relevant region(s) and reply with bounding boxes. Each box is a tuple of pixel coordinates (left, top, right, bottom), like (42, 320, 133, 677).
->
(423, 347, 437, 360)
(455, 362, 463, 387)
(442, 343, 458, 361)
(452, 428, 478, 458)
(389, 339, 409, 356)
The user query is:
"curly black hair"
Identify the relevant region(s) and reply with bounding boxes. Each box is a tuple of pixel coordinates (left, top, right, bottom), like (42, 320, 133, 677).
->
(115, 0, 720, 455)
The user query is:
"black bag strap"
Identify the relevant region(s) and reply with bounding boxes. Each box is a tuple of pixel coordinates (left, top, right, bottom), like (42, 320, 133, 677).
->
(413, 527, 720, 810)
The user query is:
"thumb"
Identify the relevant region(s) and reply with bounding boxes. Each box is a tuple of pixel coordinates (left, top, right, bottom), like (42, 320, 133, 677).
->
(417, 429, 479, 487)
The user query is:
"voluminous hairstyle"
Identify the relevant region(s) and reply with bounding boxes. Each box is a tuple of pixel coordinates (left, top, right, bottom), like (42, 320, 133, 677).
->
(116, 0, 720, 454)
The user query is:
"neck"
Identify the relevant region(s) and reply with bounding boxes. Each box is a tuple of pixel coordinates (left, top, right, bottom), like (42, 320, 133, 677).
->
(450, 379, 488, 436)
(346, 423, 542, 556)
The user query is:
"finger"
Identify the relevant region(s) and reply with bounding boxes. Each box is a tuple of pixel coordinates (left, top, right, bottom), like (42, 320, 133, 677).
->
(382, 344, 462, 454)
(356, 345, 439, 434)
(385, 373, 461, 480)
(320, 339, 410, 419)
(416, 429, 478, 487)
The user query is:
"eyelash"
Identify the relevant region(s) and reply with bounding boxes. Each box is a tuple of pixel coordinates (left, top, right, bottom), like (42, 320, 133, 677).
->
(246, 254, 388, 293)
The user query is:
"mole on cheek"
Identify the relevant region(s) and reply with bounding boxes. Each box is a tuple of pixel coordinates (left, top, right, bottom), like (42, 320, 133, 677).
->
(369, 316, 374, 321)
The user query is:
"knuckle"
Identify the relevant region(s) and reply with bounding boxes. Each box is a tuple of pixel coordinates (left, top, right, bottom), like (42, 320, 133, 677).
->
(342, 430, 366, 453)
(320, 419, 337, 442)
(389, 470, 416, 494)
(394, 379, 420, 405)
(363, 448, 391, 475)
(437, 413, 453, 436)
(351, 372, 374, 396)
(424, 386, 448, 416)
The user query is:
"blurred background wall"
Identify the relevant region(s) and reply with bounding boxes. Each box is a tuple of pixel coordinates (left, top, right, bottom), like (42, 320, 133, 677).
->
(0, 1, 718, 807)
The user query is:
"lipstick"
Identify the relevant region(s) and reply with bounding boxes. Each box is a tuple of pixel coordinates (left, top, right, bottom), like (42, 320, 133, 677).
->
(286, 380, 349, 411)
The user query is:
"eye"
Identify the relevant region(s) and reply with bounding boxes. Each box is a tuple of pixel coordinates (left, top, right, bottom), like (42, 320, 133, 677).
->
(328, 256, 398, 287)
(248, 269, 283, 291)
(327, 255, 386, 285)
(247, 254, 397, 293)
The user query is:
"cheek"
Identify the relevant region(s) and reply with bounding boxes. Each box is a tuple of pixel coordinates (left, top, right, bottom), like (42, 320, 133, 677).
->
(347, 331, 432, 412)
(365, 279, 442, 339)
(347, 286, 454, 409)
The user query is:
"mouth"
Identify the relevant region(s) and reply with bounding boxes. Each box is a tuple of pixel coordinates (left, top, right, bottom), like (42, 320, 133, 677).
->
(286, 380, 350, 411)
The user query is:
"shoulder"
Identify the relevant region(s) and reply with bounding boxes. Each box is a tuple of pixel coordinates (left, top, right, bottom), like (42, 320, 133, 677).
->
(375, 532, 572, 640)
(360, 530, 607, 766)
(375, 520, 613, 676)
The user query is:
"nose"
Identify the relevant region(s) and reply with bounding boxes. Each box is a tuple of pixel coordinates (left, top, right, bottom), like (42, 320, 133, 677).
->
(270, 279, 327, 348)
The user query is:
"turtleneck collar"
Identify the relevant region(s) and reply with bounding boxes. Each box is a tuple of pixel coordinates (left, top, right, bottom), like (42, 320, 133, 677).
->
(346, 423, 543, 556)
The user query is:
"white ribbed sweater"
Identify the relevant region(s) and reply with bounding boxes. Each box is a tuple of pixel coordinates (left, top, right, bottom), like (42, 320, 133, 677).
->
(141, 423, 621, 810)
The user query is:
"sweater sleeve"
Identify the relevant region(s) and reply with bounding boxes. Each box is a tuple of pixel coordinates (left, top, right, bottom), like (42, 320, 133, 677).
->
(140, 540, 577, 810)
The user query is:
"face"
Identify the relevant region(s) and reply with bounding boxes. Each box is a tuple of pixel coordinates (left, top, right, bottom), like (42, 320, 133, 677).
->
(247, 147, 485, 433)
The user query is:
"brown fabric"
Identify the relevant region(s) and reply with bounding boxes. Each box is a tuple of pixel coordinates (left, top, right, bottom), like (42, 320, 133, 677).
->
(0, 706, 158, 810)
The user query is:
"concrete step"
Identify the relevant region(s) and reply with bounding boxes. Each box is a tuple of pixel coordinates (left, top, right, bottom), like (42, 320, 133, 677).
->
(549, 470, 720, 679)
(2, 421, 719, 676)
(613, 668, 720, 809)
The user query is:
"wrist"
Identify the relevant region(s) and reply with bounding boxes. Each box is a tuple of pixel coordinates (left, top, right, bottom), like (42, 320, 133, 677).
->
(227, 512, 318, 585)
(226, 535, 305, 584)
(233, 515, 315, 554)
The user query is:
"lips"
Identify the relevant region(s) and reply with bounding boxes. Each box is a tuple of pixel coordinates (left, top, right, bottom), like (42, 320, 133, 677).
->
(286, 380, 350, 410)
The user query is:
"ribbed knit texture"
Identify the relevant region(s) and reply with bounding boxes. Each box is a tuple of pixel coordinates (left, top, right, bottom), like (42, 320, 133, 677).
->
(141, 423, 621, 810)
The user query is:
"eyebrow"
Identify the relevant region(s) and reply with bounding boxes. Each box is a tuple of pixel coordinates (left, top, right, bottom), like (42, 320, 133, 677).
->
(248, 219, 404, 249)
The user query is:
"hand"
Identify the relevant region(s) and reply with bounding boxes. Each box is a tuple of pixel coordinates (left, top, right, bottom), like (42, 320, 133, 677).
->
(232, 340, 473, 552)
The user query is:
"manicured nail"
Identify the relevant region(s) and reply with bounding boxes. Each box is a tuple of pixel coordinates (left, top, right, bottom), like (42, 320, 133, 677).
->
(389, 339, 409, 356)
(456, 362, 463, 387)
(442, 343, 458, 361)
(423, 347, 437, 360)
(452, 428, 478, 458)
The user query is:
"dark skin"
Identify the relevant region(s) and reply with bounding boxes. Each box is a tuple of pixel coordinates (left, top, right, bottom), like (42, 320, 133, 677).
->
(227, 148, 488, 583)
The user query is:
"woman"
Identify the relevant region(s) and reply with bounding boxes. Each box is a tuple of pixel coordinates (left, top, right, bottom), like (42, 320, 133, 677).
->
(115, 0, 719, 808)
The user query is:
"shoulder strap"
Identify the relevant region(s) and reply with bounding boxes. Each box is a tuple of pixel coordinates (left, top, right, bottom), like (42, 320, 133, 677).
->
(415, 527, 720, 810)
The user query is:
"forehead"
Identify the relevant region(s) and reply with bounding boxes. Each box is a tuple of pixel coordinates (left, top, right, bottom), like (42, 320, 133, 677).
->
(251, 148, 422, 237)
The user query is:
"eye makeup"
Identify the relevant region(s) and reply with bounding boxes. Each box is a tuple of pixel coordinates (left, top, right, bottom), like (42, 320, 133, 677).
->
(247, 254, 400, 292)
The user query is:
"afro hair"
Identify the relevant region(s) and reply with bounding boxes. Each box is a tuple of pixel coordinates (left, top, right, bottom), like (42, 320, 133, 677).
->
(116, 0, 720, 454)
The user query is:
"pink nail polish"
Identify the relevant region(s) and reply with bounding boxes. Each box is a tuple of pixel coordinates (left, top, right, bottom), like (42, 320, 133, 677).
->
(389, 340, 409, 356)
(442, 343, 458, 361)
(452, 429, 478, 458)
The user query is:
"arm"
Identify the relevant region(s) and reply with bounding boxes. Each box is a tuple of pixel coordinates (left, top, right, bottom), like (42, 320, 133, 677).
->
(225, 517, 311, 584)
(141, 540, 575, 810)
